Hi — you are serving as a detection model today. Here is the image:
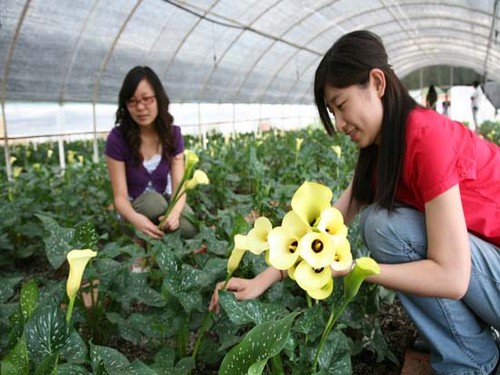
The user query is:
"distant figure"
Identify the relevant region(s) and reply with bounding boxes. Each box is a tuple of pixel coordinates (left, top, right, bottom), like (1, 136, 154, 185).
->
(425, 84, 438, 110)
(470, 80, 483, 133)
(442, 93, 451, 117)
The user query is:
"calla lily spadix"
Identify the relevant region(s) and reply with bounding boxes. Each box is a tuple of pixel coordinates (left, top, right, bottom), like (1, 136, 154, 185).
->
(66, 249, 97, 323)
(294, 260, 331, 292)
(184, 170, 209, 190)
(329, 236, 352, 272)
(291, 181, 333, 228)
(298, 232, 336, 269)
(227, 234, 249, 274)
(267, 227, 301, 270)
(307, 277, 334, 300)
(246, 216, 273, 255)
(317, 207, 344, 235)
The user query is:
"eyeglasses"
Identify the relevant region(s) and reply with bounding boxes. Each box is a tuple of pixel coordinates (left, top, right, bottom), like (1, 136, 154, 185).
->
(126, 95, 156, 108)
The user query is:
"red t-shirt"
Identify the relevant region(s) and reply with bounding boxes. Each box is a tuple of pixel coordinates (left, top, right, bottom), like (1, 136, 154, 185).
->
(396, 107, 500, 246)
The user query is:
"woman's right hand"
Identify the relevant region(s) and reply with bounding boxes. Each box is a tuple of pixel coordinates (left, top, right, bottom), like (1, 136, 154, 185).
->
(131, 214, 165, 239)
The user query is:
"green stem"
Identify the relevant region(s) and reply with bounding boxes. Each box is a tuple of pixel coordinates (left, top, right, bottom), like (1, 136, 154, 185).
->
(270, 354, 284, 374)
(65, 296, 75, 326)
(311, 299, 349, 373)
(191, 311, 213, 362)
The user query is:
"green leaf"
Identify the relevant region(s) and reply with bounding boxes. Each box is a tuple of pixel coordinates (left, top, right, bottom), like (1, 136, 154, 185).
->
(36, 214, 75, 269)
(1, 335, 29, 375)
(34, 352, 58, 375)
(219, 291, 289, 325)
(25, 303, 69, 367)
(0, 276, 23, 303)
(20, 279, 39, 321)
(219, 311, 301, 375)
(59, 329, 87, 364)
(69, 221, 99, 250)
(89, 343, 130, 375)
(56, 363, 89, 375)
(155, 246, 203, 313)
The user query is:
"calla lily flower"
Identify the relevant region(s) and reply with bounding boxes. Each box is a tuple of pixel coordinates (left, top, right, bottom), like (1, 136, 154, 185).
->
(295, 138, 303, 153)
(66, 249, 97, 323)
(246, 216, 273, 255)
(331, 145, 342, 158)
(281, 211, 310, 239)
(317, 207, 344, 235)
(291, 181, 333, 228)
(227, 234, 249, 274)
(184, 170, 209, 190)
(267, 227, 300, 270)
(307, 277, 334, 300)
(294, 260, 331, 292)
(343, 257, 380, 301)
(184, 149, 199, 173)
(298, 232, 336, 269)
(329, 236, 352, 272)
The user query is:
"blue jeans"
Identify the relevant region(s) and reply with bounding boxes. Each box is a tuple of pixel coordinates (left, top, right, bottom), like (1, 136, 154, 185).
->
(360, 204, 500, 375)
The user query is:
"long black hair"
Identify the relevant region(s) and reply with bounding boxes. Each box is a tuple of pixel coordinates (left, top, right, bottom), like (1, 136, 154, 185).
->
(314, 30, 418, 210)
(115, 66, 176, 165)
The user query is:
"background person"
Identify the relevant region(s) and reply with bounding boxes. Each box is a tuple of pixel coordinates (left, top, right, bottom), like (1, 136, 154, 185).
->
(210, 30, 500, 375)
(425, 84, 438, 110)
(105, 66, 198, 247)
(470, 80, 483, 133)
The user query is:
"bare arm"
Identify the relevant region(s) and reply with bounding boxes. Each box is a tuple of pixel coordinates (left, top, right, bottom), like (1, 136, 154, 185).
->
(366, 184, 470, 299)
(333, 179, 362, 224)
(106, 156, 164, 239)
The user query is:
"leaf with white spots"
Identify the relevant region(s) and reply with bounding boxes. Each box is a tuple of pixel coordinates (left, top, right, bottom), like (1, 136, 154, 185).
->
(25, 303, 69, 367)
(89, 342, 130, 375)
(20, 279, 39, 321)
(36, 214, 75, 269)
(0, 335, 29, 375)
(56, 363, 89, 374)
(219, 291, 289, 325)
(219, 311, 301, 375)
(59, 329, 88, 364)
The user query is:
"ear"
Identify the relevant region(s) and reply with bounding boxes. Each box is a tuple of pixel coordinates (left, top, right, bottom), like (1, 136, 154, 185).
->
(369, 68, 386, 97)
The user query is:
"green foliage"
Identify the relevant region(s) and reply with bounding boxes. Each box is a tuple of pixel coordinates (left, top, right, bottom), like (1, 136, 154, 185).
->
(0, 126, 416, 373)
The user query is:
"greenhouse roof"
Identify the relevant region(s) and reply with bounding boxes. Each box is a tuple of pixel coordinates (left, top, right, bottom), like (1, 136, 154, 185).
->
(1, 0, 499, 105)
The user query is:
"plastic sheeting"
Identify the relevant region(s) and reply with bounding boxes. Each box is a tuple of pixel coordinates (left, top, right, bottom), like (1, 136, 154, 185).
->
(1, 0, 500, 105)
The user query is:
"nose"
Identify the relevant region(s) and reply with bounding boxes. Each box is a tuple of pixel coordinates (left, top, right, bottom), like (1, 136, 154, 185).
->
(335, 116, 346, 132)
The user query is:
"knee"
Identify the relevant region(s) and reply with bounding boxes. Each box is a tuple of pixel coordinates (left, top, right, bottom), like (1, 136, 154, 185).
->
(360, 204, 426, 264)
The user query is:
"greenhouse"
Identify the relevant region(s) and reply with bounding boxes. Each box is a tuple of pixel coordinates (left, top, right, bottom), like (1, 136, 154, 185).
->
(1, 1, 500, 374)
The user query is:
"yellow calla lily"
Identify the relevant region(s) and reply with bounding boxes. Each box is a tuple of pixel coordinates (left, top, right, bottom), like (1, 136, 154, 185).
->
(286, 262, 297, 280)
(307, 277, 334, 300)
(267, 227, 300, 270)
(246, 216, 273, 255)
(343, 257, 380, 301)
(281, 211, 311, 239)
(331, 145, 342, 158)
(317, 207, 344, 235)
(227, 234, 248, 274)
(297, 232, 336, 269)
(295, 138, 303, 153)
(184, 149, 199, 173)
(291, 181, 333, 228)
(184, 170, 209, 190)
(329, 236, 352, 272)
(66, 249, 97, 301)
(294, 260, 331, 292)
(66, 249, 97, 323)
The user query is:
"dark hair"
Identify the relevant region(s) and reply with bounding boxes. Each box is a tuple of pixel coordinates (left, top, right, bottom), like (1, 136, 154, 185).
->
(314, 30, 418, 210)
(115, 66, 175, 165)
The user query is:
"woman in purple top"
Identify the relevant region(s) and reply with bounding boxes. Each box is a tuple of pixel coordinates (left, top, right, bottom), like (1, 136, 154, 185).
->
(105, 66, 197, 241)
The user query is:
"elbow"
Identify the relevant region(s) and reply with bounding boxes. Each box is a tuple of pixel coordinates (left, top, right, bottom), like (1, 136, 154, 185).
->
(446, 275, 470, 300)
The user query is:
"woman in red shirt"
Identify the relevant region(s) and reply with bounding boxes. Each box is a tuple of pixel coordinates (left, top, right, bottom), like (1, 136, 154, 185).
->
(211, 30, 500, 374)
